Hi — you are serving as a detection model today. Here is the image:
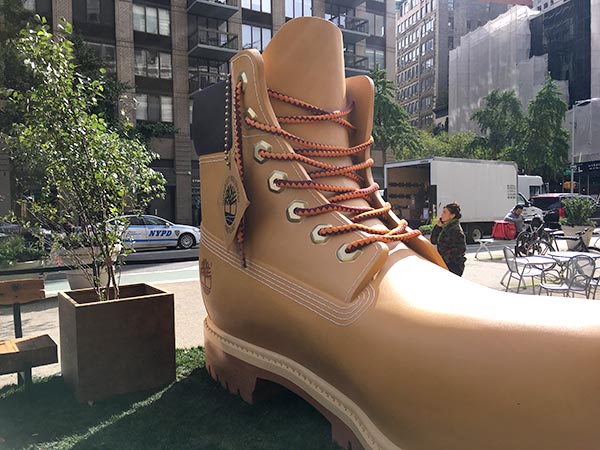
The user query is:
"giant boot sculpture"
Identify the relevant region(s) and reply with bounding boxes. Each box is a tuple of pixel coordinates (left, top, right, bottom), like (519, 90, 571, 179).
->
(193, 17, 600, 450)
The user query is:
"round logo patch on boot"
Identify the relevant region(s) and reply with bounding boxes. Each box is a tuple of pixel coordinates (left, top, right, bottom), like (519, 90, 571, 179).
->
(222, 175, 239, 232)
(200, 258, 212, 295)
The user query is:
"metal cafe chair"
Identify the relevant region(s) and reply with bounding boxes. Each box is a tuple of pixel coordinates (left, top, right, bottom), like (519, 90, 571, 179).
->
(501, 247, 547, 294)
(539, 255, 596, 298)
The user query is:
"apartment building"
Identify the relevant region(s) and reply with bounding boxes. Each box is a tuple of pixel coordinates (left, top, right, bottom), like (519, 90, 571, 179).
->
(7, 0, 396, 222)
(395, 0, 508, 129)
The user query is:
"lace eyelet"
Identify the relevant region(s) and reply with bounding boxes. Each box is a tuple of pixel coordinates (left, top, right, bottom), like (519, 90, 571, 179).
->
(337, 244, 362, 262)
(311, 224, 332, 244)
(286, 200, 307, 223)
(238, 72, 248, 92)
(254, 140, 271, 164)
(268, 170, 287, 193)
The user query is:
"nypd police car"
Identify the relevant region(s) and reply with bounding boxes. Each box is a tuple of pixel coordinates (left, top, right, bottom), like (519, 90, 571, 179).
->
(110, 215, 200, 250)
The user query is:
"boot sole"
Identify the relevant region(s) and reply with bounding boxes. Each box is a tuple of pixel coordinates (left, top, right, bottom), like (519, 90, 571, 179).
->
(204, 317, 401, 450)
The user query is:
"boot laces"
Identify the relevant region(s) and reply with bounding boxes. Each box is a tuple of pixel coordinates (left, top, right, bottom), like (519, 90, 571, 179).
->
(234, 81, 421, 257)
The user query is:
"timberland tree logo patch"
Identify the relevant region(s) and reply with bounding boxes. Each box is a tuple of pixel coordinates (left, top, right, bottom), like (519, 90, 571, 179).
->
(222, 175, 239, 233)
(200, 258, 212, 295)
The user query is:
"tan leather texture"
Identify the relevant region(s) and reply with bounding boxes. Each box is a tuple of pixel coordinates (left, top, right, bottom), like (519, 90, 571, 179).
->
(198, 16, 600, 450)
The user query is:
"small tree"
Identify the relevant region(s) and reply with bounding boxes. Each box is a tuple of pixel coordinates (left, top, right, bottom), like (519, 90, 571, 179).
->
(471, 89, 524, 160)
(371, 69, 423, 160)
(1, 20, 165, 300)
(418, 130, 488, 159)
(519, 76, 569, 181)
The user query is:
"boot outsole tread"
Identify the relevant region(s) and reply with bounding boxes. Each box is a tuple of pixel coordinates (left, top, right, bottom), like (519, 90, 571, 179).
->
(204, 319, 370, 450)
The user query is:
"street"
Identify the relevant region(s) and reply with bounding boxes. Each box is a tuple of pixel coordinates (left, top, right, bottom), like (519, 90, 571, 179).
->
(44, 247, 200, 295)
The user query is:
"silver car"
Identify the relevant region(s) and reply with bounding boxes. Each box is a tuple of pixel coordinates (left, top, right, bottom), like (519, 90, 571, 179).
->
(111, 215, 201, 250)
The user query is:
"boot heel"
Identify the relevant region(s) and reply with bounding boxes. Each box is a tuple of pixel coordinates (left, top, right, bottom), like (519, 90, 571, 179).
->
(204, 319, 367, 450)
(205, 337, 365, 450)
(204, 332, 284, 404)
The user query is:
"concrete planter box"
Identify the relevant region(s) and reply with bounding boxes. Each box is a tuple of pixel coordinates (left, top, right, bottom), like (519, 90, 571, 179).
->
(58, 283, 175, 402)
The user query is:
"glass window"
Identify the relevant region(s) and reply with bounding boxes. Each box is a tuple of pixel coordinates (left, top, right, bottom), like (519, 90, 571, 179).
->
(242, 0, 271, 12)
(103, 45, 116, 72)
(242, 24, 271, 51)
(133, 5, 145, 31)
(135, 49, 172, 79)
(158, 9, 170, 36)
(146, 7, 158, 34)
(86, 42, 117, 73)
(160, 96, 173, 123)
(133, 6, 169, 36)
(147, 50, 159, 78)
(134, 49, 147, 76)
(129, 216, 144, 226)
(144, 216, 167, 226)
(242, 24, 251, 49)
(135, 94, 148, 120)
(286, 0, 311, 18)
(160, 52, 172, 79)
(148, 95, 161, 122)
(86, 0, 100, 22)
(262, 28, 271, 49)
(366, 47, 384, 70)
(137, 94, 173, 123)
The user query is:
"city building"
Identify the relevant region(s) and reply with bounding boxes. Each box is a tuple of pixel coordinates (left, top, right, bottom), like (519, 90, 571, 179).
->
(449, 0, 600, 192)
(532, 0, 568, 13)
(395, 0, 511, 129)
(0, 0, 397, 221)
(448, 5, 562, 134)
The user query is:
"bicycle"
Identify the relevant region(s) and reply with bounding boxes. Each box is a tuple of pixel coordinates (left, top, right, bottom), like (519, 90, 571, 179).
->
(515, 215, 561, 257)
(563, 228, 600, 253)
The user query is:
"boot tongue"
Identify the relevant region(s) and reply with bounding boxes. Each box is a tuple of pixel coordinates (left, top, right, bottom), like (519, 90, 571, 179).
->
(262, 16, 347, 142)
(262, 17, 381, 223)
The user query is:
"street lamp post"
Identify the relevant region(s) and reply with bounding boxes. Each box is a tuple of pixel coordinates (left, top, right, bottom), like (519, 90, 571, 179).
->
(571, 98, 600, 193)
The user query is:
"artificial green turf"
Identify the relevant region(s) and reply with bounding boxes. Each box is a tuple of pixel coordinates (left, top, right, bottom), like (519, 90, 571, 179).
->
(0, 348, 342, 450)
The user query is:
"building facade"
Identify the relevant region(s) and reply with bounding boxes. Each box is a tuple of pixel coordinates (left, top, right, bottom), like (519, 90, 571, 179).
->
(395, 0, 508, 129)
(448, 5, 558, 134)
(2, 0, 397, 221)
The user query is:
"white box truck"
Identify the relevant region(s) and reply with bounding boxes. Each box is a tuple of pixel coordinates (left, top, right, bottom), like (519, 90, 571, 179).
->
(384, 157, 518, 243)
(518, 175, 546, 199)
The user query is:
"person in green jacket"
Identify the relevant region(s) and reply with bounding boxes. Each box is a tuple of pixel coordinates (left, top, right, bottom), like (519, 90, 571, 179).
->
(431, 202, 467, 276)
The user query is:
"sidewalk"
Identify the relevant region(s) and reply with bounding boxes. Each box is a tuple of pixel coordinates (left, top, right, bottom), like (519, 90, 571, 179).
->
(0, 245, 533, 388)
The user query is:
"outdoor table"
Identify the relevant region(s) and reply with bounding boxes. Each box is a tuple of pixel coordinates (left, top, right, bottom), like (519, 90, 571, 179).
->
(547, 251, 600, 260)
(515, 255, 559, 269)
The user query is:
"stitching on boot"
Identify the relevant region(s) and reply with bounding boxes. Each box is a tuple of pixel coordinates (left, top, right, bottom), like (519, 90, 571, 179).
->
(202, 229, 374, 325)
(205, 318, 402, 450)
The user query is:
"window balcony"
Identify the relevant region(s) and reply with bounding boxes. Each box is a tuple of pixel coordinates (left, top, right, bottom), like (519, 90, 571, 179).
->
(328, 15, 369, 43)
(187, 0, 238, 19)
(344, 52, 370, 77)
(188, 29, 239, 61)
(189, 72, 229, 96)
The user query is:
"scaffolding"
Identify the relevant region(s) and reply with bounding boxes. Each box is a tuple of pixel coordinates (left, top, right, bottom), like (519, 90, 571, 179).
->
(448, 6, 568, 134)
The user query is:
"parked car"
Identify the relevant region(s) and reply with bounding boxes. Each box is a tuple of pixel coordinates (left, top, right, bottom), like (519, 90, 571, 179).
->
(0, 221, 52, 249)
(529, 193, 599, 228)
(108, 215, 201, 250)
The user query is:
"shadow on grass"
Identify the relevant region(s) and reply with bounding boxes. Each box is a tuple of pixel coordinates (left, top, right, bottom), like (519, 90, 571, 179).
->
(0, 348, 342, 450)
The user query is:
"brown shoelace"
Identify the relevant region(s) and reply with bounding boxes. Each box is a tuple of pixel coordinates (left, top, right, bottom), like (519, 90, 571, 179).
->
(233, 82, 421, 260)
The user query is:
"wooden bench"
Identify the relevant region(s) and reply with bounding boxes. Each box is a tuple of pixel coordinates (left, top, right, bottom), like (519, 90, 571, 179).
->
(0, 279, 58, 385)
